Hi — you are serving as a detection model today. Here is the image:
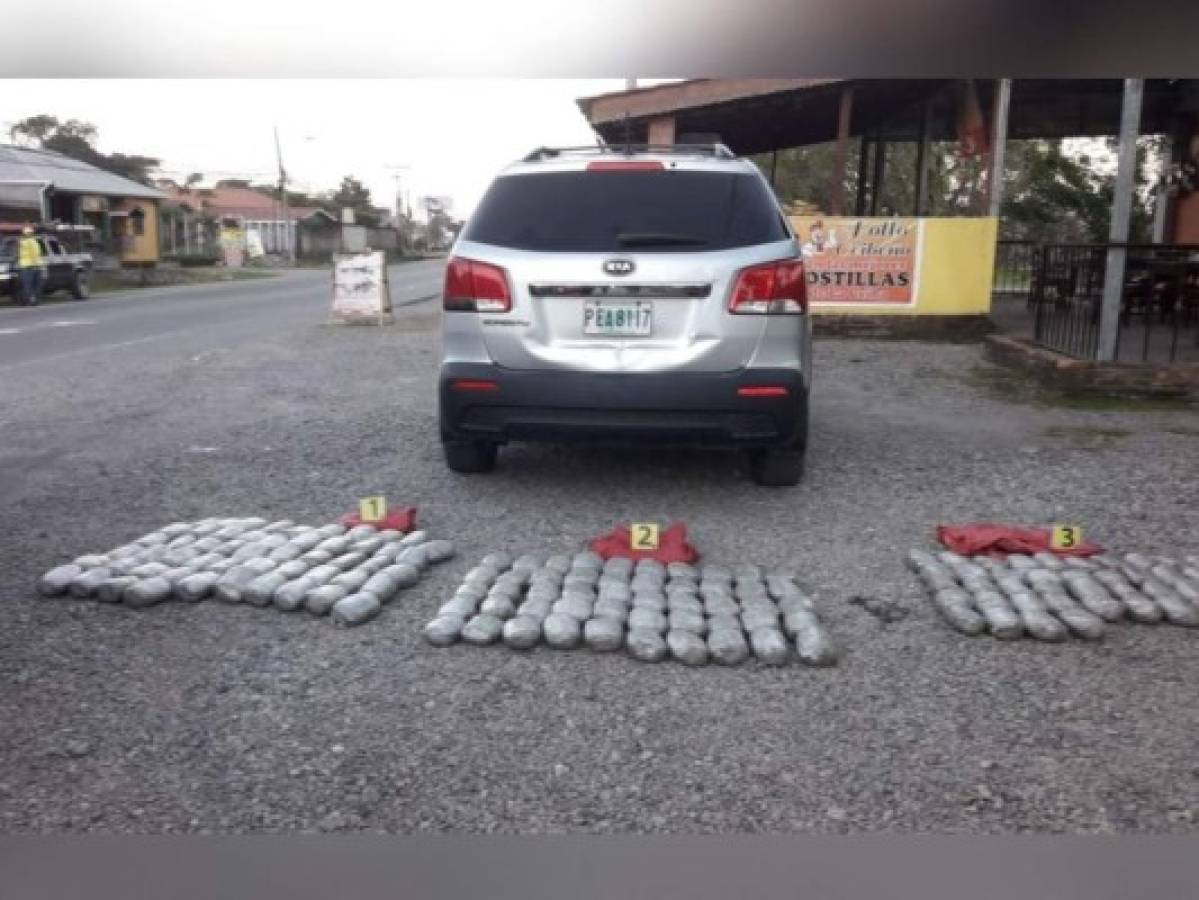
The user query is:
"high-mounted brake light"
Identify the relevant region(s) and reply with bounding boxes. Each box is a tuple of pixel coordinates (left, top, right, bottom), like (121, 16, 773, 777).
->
(728, 258, 807, 315)
(585, 161, 666, 172)
(443, 257, 512, 313)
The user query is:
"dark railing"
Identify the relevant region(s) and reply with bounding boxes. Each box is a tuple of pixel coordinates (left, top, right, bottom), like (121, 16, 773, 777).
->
(994, 240, 1199, 364)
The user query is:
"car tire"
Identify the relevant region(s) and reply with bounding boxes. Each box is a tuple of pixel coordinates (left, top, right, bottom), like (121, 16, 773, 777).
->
(71, 271, 90, 300)
(747, 445, 805, 486)
(443, 439, 498, 473)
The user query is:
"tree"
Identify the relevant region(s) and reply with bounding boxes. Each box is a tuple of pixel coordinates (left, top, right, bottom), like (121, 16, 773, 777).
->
(8, 114, 159, 185)
(325, 176, 379, 226)
(184, 172, 204, 191)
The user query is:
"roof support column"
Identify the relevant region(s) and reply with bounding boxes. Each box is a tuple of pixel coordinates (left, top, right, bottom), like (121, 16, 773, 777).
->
(869, 133, 886, 215)
(830, 85, 854, 215)
(647, 116, 676, 145)
(986, 78, 1012, 217)
(914, 98, 932, 215)
(854, 134, 871, 215)
(1097, 78, 1144, 363)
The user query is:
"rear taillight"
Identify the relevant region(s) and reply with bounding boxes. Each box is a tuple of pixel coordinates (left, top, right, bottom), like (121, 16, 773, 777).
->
(728, 258, 807, 314)
(444, 257, 512, 313)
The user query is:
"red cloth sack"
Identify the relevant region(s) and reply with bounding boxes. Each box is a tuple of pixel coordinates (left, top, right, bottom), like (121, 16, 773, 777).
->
(936, 523, 1102, 557)
(588, 521, 700, 564)
(339, 507, 417, 533)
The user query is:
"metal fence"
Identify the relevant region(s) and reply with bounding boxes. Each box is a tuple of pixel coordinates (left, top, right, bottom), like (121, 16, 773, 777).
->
(993, 240, 1199, 364)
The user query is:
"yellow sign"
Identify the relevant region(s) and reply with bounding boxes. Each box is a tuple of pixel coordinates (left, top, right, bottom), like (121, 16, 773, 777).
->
(630, 523, 660, 551)
(359, 496, 387, 523)
(1050, 525, 1082, 551)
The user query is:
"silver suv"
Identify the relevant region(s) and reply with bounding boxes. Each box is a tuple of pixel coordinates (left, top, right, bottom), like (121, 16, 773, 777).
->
(437, 144, 812, 486)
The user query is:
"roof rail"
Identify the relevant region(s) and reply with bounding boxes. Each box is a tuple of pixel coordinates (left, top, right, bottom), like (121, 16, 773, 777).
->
(521, 143, 737, 163)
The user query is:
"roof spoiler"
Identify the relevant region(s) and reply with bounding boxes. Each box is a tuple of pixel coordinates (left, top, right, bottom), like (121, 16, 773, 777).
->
(521, 143, 736, 163)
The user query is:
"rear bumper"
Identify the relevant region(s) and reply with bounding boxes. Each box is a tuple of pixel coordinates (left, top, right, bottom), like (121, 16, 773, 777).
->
(439, 362, 807, 448)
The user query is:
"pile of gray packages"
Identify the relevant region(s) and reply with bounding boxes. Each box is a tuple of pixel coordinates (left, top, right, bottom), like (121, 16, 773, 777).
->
(424, 551, 838, 667)
(38, 517, 454, 628)
(908, 549, 1199, 641)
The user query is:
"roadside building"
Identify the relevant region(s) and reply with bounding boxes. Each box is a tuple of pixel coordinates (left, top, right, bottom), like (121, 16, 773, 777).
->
(0, 143, 165, 267)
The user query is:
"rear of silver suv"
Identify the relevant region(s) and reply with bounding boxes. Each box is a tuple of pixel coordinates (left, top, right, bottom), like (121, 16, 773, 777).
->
(437, 144, 812, 486)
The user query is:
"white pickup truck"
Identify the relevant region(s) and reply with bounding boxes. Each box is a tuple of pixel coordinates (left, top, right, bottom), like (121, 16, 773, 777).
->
(0, 233, 94, 303)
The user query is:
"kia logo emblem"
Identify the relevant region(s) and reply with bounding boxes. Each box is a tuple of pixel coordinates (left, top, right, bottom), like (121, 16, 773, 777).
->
(603, 258, 635, 276)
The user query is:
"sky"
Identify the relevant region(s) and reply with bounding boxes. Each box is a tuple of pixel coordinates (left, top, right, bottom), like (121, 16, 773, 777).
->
(2, 79, 670, 220)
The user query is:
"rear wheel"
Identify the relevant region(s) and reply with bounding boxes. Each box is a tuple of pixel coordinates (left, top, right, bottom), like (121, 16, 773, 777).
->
(747, 444, 806, 486)
(70, 271, 90, 300)
(443, 439, 498, 473)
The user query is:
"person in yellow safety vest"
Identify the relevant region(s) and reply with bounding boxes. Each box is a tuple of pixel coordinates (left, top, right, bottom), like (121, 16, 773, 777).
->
(16, 225, 44, 306)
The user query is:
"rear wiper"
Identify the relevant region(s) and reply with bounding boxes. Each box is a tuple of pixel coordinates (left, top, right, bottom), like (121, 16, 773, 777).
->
(616, 232, 710, 248)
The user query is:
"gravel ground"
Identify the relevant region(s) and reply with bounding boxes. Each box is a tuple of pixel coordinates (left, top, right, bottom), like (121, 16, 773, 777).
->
(2, 292, 1198, 834)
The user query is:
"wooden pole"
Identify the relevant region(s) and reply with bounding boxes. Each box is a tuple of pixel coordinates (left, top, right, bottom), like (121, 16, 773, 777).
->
(831, 86, 853, 215)
(1097, 78, 1144, 362)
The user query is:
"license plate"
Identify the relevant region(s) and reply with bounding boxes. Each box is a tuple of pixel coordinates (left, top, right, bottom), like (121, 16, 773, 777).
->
(582, 300, 653, 336)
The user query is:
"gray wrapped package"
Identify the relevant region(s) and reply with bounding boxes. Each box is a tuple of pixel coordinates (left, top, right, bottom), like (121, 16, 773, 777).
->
(214, 565, 261, 603)
(667, 629, 709, 665)
(631, 595, 666, 614)
(317, 536, 352, 555)
(439, 596, 480, 619)
(584, 617, 625, 651)
(423, 540, 456, 563)
(700, 582, 733, 602)
(1149, 565, 1199, 604)
(331, 551, 368, 571)
(777, 594, 815, 616)
(454, 581, 489, 604)
(1123, 552, 1154, 571)
(398, 529, 428, 547)
(626, 627, 668, 662)
(668, 610, 707, 635)
(424, 615, 465, 646)
(598, 582, 633, 603)
(331, 592, 382, 627)
(704, 596, 741, 618)
(543, 613, 582, 649)
(481, 596, 518, 619)
(331, 569, 371, 593)
(1061, 571, 1125, 622)
(344, 524, 379, 541)
(123, 576, 173, 609)
(512, 554, 544, 573)
(741, 608, 782, 634)
(667, 596, 705, 618)
(97, 575, 138, 603)
(750, 627, 791, 665)
(395, 546, 430, 570)
(593, 598, 630, 621)
(350, 535, 386, 556)
(1006, 554, 1036, 570)
(357, 555, 390, 576)
(304, 564, 342, 587)
(969, 590, 1024, 639)
(276, 559, 311, 580)
(1037, 589, 1105, 639)
(382, 563, 421, 589)
(130, 562, 170, 578)
(362, 573, 399, 603)
(68, 567, 113, 598)
(564, 572, 599, 592)
(734, 564, 763, 581)
(708, 628, 750, 665)
(273, 576, 318, 611)
(551, 597, 592, 622)
(561, 585, 596, 605)
(1006, 590, 1068, 641)
(1090, 569, 1162, 624)
(929, 588, 986, 636)
(707, 613, 743, 634)
(1140, 578, 1199, 626)
(628, 608, 668, 634)
(544, 555, 572, 574)
(701, 564, 733, 583)
(177, 572, 218, 602)
(1062, 556, 1100, 571)
(517, 598, 553, 621)
(502, 615, 542, 650)
(305, 584, 350, 616)
(667, 562, 700, 579)
(481, 551, 514, 571)
(241, 572, 286, 606)
(300, 549, 334, 565)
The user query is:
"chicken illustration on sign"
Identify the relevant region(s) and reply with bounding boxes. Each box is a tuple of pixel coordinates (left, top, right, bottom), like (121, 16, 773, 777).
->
(794, 216, 921, 306)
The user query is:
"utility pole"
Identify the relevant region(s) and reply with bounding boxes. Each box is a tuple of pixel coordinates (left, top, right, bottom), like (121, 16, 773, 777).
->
(274, 126, 294, 264)
(384, 163, 411, 253)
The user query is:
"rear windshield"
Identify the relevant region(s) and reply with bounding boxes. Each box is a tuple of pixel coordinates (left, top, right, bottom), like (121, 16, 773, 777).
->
(462, 169, 790, 253)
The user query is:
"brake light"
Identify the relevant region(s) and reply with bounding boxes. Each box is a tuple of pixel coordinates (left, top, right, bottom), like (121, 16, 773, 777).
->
(728, 258, 807, 314)
(444, 257, 512, 312)
(451, 379, 500, 393)
(737, 386, 789, 398)
(586, 161, 665, 172)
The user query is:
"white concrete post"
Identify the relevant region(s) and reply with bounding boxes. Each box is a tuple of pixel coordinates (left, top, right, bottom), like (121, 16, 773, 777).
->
(1097, 78, 1144, 362)
(987, 79, 1012, 217)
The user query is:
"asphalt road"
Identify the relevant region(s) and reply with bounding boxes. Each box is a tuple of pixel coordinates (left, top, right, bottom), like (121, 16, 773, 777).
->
(2, 267, 1198, 834)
